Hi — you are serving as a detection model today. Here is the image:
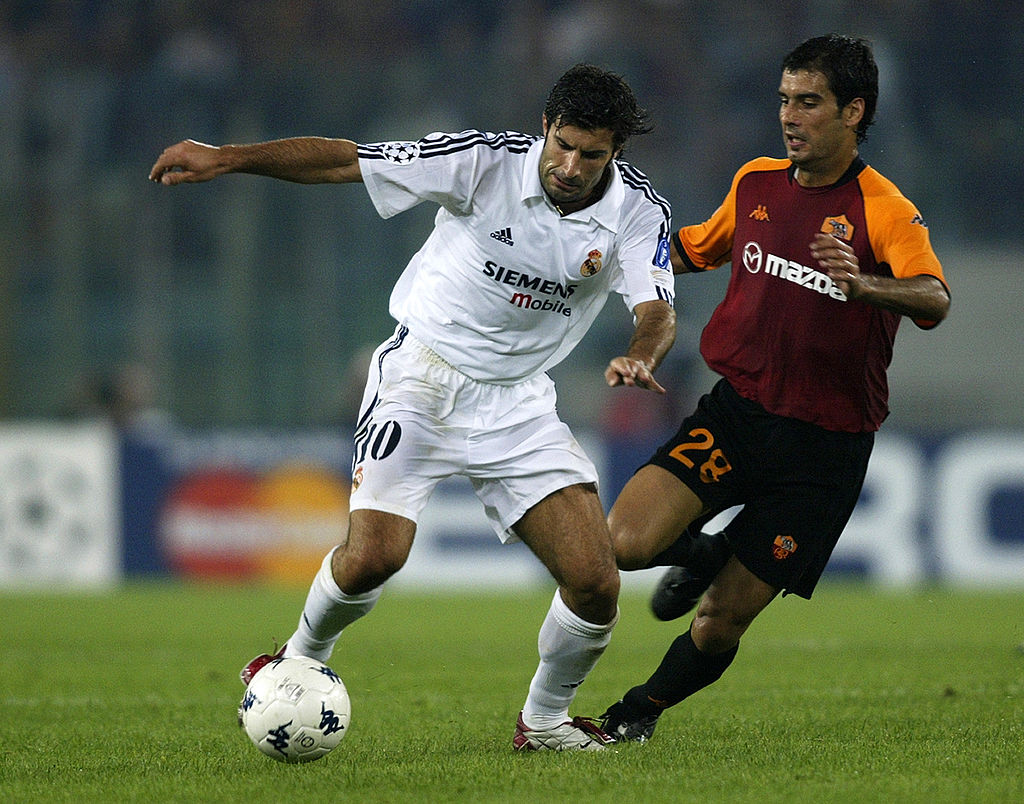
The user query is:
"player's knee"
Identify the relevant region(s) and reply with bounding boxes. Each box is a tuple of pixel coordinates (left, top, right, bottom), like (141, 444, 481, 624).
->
(332, 538, 408, 592)
(359, 552, 405, 588)
(563, 567, 620, 624)
(690, 615, 739, 655)
(595, 566, 621, 604)
(607, 519, 653, 571)
(691, 602, 756, 654)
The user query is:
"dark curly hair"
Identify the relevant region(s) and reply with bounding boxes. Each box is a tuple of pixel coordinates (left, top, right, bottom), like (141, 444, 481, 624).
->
(543, 63, 652, 152)
(782, 34, 879, 144)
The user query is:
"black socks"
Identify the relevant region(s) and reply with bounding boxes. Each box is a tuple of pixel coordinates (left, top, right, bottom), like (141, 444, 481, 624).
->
(624, 628, 738, 714)
(647, 529, 731, 579)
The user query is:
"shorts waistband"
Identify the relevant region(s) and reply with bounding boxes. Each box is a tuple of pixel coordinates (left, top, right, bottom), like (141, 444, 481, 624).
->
(405, 331, 470, 377)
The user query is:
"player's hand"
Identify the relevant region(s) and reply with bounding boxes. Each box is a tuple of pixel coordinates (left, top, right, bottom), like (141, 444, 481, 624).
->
(149, 140, 224, 186)
(604, 357, 666, 394)
(810, 232, 863, 298)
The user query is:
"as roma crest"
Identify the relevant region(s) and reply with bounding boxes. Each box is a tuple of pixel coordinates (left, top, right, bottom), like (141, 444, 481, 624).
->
(820, 214, 854, 241)
(772, 534, 798, 561)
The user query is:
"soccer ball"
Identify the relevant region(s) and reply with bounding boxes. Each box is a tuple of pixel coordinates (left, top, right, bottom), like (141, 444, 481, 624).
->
(240, 656, 351, 763)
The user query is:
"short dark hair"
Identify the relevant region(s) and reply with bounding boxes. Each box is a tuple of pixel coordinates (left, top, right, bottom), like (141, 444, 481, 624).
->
(782, 34, 878, 143)
(543, 63, 652, 152)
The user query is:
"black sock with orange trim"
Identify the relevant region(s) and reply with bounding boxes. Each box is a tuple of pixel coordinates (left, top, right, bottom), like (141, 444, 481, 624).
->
(622, 628, 738, 714)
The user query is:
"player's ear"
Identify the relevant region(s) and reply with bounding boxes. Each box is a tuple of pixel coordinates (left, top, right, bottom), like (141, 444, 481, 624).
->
(542, 114, 550, 136)
(844, 97, 865, 131)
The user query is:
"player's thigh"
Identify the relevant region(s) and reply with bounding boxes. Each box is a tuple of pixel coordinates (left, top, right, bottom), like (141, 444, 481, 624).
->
(333, 508, 417, 593)
(608, 464, 707, 570)
(515, 483, 619, 621)
(617, 380, 749, 568)
(349, 359, 468, 525)
(469, 407, 600, 541)
(726, 426, 873, 597)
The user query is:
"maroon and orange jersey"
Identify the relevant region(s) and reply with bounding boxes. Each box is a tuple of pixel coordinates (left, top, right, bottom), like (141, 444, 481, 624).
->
(675, 156, 948, 432)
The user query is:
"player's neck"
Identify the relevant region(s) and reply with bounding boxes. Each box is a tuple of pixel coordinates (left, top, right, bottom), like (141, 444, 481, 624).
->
(793, 148, 858, 188)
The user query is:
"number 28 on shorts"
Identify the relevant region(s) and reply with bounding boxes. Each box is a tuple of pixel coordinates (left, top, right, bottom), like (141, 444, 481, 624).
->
(668, 427, 732, 484)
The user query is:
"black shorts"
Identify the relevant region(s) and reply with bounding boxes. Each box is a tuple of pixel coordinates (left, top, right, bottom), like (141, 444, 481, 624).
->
(648, 379, 874, 598)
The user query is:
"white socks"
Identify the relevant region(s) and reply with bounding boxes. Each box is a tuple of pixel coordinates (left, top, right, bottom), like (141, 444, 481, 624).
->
(521, 590, 618, 729)
(284, 547, 382, 663)
(286, 553, 615, 730)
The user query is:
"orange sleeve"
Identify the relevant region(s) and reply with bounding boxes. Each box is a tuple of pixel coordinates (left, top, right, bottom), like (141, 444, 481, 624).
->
(677, 157, 786, 272)
(860, 168, 949, 328)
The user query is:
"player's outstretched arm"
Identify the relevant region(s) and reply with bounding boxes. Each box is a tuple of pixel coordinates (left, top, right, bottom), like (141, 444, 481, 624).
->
(810, 233, 950, 322)
(605, 299, 676, 394)
(149, 137, 363, 186)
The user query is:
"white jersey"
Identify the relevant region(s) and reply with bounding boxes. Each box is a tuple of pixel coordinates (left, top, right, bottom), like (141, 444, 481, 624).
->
(358, 130, 674, 384)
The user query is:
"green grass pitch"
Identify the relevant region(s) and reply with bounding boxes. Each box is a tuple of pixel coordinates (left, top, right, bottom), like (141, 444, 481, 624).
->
(1, 581, 1022, 803)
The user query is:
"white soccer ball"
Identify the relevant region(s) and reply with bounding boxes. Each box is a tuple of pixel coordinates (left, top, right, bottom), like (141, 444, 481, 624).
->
(240, 656, 351, 763)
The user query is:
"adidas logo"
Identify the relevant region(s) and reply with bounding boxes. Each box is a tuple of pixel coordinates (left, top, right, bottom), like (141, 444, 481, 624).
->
(490, 227, 514, 246)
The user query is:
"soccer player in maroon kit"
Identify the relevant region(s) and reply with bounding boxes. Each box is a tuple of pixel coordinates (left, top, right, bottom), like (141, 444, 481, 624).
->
(599, 34, 951, 742)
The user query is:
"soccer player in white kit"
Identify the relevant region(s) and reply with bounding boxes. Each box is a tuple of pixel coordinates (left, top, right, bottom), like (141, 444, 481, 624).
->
(150, 64, 676, 751)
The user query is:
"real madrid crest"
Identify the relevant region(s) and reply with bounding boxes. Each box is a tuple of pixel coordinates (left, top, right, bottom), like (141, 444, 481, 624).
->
(580, 249, 603, 277)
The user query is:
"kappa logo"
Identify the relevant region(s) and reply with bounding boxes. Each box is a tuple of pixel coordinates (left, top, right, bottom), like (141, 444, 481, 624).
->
(319, 702, 346, 736)
(241, 689, 258, 712)
(749, 204, 770, 222)
(910, 213, 929, 228)
(580, 249, 603, 277)
(772, 535, 798, 561)
(316, 664, 342, 683)
(267, 721, 294, 754)
(821, 214, 855, 241)
(490, 227, 514, 246)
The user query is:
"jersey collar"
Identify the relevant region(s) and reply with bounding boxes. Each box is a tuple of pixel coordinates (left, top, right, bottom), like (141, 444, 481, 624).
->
(521, 139, 625, 232)
(787, 155, 867, 190)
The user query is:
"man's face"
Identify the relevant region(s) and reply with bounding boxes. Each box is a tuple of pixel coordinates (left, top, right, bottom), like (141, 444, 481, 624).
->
(778, 68, 861, 183)
(539, 116, 619, 209)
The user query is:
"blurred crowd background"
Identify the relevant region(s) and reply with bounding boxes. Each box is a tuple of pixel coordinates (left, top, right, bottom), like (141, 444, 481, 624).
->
(1, 0, 1020, 436)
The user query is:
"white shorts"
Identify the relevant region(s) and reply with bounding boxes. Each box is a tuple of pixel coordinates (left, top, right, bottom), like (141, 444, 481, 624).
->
(348, 326, 599, 542)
